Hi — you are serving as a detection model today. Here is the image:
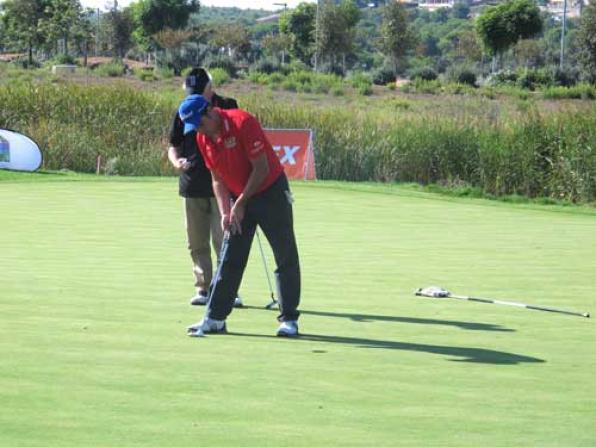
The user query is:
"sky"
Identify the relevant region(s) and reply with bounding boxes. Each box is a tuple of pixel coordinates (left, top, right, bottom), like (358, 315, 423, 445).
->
(80, 0, 316, 11)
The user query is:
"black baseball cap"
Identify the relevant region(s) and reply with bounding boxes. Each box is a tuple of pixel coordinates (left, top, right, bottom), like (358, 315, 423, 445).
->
(185, 67, 212, 94)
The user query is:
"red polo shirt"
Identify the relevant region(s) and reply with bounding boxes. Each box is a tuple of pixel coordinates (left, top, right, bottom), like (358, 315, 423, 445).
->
(196, 108, 284, 197)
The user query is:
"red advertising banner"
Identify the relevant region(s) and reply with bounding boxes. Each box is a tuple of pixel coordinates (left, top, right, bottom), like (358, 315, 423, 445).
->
(264, 129, 316, 180)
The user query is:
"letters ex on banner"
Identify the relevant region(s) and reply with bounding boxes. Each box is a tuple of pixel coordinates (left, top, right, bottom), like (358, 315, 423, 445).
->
(264, 129, 316, 181)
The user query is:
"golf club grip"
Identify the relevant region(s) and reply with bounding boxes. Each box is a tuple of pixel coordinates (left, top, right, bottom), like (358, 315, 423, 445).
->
(525, 305, 590, 317)
(467, 296, 589, 317)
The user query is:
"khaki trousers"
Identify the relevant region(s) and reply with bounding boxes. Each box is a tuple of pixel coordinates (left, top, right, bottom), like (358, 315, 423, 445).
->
(184, 197, 223, 293)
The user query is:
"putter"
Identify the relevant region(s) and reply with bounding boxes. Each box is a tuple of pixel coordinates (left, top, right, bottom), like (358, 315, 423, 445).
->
(255, 229, 278, 310)
(415, 286, 590, 318)
(187, 229, 232, 336)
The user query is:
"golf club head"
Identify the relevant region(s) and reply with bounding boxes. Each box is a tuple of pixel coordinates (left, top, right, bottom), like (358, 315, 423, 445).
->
(415, 286, 451, 298)
(265, 299, 279, 310)
(188, 329, 206, 337)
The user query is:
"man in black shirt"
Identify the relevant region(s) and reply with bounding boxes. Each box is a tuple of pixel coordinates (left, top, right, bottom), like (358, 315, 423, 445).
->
(168, 67, 242, 307)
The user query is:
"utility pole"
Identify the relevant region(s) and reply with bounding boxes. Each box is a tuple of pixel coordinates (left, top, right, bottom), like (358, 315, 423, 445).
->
(96, 8, 100, 57)
(273, 2, 288, 64)
(314, 0, 320, 72)
(559, 0, 568, 69)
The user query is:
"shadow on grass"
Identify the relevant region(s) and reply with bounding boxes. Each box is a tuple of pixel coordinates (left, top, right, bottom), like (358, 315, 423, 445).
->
(243, 306, 513, 332)
(228, 332, 544, 365)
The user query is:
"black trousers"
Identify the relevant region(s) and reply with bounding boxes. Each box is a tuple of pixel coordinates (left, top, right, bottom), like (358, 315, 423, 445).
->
(206, 174, 301, 322)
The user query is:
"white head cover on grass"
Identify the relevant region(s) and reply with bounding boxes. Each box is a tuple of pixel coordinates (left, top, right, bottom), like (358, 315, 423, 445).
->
(0, 129, 43, 172)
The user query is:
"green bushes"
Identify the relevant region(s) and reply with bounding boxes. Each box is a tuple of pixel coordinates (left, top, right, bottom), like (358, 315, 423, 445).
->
(135, 69, 158, 82)
(47, 54, 78, 66)
(542, 84, 596, 100)
(0, 82, 172, 175)
(203, 55, 237, 77)
(241, 94, 596, 202)
(1, 82, 594, 203)
(209, 67, 231, 86)
(410, 67, 438, 81)
(248, 70, 343, 95)
(94, 61, 126, 77)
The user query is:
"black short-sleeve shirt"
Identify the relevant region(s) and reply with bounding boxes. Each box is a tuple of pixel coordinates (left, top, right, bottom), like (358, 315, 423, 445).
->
(169, 93, 238, 198)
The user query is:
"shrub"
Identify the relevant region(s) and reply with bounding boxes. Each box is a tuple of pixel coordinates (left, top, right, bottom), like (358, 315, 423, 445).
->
(282, 79, 298, 92)
(286, 60, 311, 73)
(331, 85, 345, 96)
(543, 84, 596, 100)
(95, 61, 126, 77)
(410, 67, 438, 81)
(135, 69, 158, 82)
(372, 66, 395, 85)
(209, 67, 231, 86)
(358, 83, 373, 96)
(251, 58, 280, 74)
(553, 67, 579, 87)
(411, 79, 442, 94)
(203, 55, 237, 77)
(348, 72, 373, 88)
(457, 70, 477, 86)
(490, 70, 518, 85)
(156, 67, 175, 79)
(268, 73, 285, 84)
(49, 54, 78, 66)
(10, 58, 41, 69)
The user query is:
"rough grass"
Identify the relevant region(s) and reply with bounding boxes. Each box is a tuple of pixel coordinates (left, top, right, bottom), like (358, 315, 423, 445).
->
(0, 74, 594, 202)
(0, 173, 595, 446)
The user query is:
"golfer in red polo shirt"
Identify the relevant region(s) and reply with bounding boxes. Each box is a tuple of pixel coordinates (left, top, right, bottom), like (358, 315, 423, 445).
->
(180, 94, 301, 337)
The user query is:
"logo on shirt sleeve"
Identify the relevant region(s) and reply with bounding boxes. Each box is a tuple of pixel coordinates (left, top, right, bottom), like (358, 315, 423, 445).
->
(224, 137, 237, 148)
(250, 140, 265, 156)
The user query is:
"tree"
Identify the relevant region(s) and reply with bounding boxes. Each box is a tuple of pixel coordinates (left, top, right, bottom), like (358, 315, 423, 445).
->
(210, 24, 251, 60)
(40, 0, 84, 56)
(279, 2, 316, 66)
(132, 0, 199, 49)
(379, 1, 416, 73)
(514, 38, 543, 68)
(261, 33, 293, 64)
(72, 8, 94, 66)
(576, 1, 596, 82)
(317, 0, 361, 73)
(103, 7, 135, 59)
(476, 0, 542, 71)
(154, 27, 193, 72)
(452, 2, 471, 19)
(0, 0, 47, 65)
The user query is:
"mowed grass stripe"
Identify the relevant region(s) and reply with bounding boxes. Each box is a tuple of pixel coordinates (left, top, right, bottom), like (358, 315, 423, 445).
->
(0, 178, 594, 447)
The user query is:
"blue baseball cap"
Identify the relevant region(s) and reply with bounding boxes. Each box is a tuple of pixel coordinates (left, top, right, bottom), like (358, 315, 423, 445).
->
(178, 94, 210, 135)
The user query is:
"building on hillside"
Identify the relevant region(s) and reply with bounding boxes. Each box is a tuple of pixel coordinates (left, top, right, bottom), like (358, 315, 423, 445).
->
(256, 13, 281, 24)
(413, 0, 455, 10)
(542, 0, 584, 18)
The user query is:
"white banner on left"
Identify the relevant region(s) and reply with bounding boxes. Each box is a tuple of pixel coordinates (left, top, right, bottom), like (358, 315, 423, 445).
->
(0, 129, 43, 172)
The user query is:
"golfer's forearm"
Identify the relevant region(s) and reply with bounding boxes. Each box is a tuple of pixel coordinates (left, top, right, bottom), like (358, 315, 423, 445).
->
(167, 147, 180, 167)
(237, 158, 269, 205)
(213, 177, 231, 215)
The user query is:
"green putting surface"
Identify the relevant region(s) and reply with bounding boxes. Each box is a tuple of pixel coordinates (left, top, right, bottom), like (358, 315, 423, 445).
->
(1, 173, 595, 446)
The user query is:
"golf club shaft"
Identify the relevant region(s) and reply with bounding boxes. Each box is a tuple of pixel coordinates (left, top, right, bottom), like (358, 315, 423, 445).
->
(451, 294, 590, 318)
(255, 229, 276, 303)
(206, 229, 231, 307)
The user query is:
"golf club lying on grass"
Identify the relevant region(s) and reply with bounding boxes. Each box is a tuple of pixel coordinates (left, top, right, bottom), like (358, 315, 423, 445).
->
(256, 229, 279, 310)
(415, 286, 590, 318)
(188, 229, 232, 337)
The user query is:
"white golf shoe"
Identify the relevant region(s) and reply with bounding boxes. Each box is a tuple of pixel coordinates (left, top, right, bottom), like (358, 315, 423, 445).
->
(190, 291, 209, 306)
(187, 317, 227, 336)
(276, 320, 299, 338)
(191, 293, 243, 308)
